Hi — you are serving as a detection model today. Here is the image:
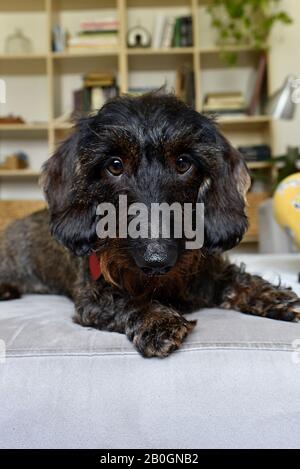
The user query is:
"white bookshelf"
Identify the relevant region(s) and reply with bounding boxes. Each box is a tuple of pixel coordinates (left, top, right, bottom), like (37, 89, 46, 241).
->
(0, 0, 275, 241)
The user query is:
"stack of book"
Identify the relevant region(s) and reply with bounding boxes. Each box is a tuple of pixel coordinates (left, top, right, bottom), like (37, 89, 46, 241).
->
(68, 19, 119, 51)
(152, 15, 193, 48)
(73, 72, 119, 114)
(238, 145, 271, 162)
(128, 87, 158, 96)
(203, 92, 247, 117)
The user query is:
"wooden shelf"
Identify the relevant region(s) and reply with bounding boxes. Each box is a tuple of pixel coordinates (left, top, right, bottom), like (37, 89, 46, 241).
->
(51, 49, 119, 59)
(0, 46, 265, 60)
(0, 54, 47, 60)
(0, 170, 41, 178)
(199, 45, 268, 55)
(217, 115, 271, 125)
(53, 116, 272, 131)
(127, 47, 195, 55)
(247, 161, 273, 170)
(53, 122, 74, 130)
(215, 116, 272, 132)
(0, 123, 48, 131)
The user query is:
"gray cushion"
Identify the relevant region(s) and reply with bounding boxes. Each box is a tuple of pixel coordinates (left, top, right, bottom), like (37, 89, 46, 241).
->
(1, 287, 300, 449)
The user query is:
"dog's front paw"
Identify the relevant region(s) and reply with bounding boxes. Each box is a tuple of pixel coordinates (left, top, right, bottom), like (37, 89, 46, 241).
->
(248, 288, 300, 322)
(264, 295, 300, 322)
(129, 307, 196, 358)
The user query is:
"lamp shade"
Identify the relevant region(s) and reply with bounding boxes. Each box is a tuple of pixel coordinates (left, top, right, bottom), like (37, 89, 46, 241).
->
(265, 75, 298, 120)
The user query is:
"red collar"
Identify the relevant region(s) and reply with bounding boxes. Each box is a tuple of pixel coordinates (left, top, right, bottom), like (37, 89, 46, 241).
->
(89, 253, 102, 281)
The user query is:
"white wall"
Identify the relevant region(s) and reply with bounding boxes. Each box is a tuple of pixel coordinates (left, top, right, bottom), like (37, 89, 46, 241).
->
(270, 0, 300, 154)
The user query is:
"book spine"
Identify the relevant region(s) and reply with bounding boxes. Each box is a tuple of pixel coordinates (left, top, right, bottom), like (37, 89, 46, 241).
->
(187, 17, 193, 47)
(90, 88, 106, 110)
(78, 30, 118, 36)
(83, 88, 91, 112)
(152, 15, 166, 48)
(172, 18, 181, 47)
(238, 145, 271, 161)
(161, 17, 175, 48)
(180, 17, 188, 47)
(179, 17, 193, 47)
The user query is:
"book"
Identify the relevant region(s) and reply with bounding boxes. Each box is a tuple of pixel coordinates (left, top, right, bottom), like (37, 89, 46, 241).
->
(128, 87, 157, 96)
(84, 80, 115, 87)
(151, 15, 193, 49)
(52, 24, 66, 52)
(161, 17, 176, 48)
(176, 66, 195, 108)
(77, 30, 119, 36)
(172, 16, 193, 47)
(90, 86, 118, 110)
(73, 88, 90, 113)
(84, 72, 115, 81)
(204, 92, 245, 105)
(80, 21, 119, 32)
(68, 35, 118, 47)
(73, 70, 119, 115)
(203, 92, 246, 113)
(179, 16, 193, 47)
(152, 15, 166, 48)
(83, 72, 115, 88)
(238, 145, 271, 162)
(172, 17, 181, 47)
(90, 88, 106, 110)
(248, 52, 267, 115)
(68, 19, 119, 49)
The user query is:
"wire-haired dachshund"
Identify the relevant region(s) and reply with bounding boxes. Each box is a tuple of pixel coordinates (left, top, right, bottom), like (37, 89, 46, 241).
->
(0, 93, 299, 357)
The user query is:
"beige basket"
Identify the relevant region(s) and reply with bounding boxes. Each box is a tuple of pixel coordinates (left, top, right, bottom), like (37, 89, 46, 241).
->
(244, 192, 269, 242)
(0, 200, 46, 232)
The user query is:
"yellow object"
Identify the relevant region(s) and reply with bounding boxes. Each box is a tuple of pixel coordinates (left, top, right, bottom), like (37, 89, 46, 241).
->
(273, 173, 300, 249)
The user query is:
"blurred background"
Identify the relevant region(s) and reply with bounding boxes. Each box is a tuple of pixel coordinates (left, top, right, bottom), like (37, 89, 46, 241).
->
(0, 0, 299, 255)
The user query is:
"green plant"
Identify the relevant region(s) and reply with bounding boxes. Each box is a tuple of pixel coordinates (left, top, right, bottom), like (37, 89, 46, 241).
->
(207, 0, 292, 64)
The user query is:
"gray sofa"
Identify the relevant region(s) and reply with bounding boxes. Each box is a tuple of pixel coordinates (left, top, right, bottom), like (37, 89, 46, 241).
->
(1, 254, 300, 449)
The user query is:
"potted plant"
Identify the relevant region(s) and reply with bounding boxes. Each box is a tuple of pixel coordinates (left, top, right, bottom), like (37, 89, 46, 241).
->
(207, 0, 292, 64)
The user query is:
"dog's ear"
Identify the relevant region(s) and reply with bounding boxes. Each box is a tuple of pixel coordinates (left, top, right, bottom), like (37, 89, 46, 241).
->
(41, 119, 98, 256)
(200, 133, 251, 253)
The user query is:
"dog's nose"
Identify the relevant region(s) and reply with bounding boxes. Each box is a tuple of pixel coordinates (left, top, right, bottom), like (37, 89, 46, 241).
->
(136, 242, 177, 276)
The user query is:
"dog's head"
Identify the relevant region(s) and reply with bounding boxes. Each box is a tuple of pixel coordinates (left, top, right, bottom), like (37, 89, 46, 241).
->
(42, 93, 250, 282)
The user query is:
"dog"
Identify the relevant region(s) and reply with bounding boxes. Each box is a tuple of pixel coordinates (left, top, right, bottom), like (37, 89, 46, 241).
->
(0, 93, 299, 358)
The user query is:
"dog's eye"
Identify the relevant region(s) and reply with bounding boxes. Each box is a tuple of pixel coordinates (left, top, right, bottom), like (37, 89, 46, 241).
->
(175, 156, 192, 174)
(107, 158, 124, 176)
